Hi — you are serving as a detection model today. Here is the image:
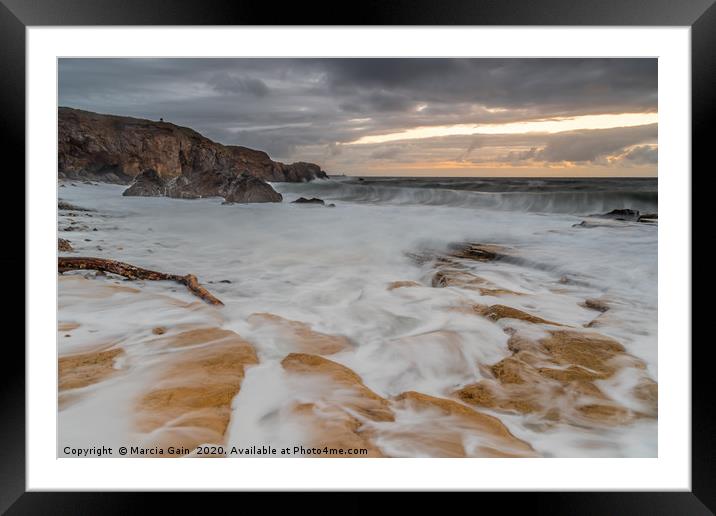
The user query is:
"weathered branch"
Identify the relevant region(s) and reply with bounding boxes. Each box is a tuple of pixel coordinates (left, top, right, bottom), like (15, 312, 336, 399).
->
(58, 257, 224, 306)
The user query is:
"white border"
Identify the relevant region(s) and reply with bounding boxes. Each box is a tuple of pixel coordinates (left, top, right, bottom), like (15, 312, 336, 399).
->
(27, 27, 691, 491)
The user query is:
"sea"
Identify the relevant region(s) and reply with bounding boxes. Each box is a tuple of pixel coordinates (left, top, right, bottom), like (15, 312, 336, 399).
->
(58, 176, 657, 457)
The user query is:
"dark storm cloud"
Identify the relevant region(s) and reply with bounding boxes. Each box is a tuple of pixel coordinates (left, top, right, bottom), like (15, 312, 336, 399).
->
(208, 73, 270, 97)
(58, 58, 657, 170)
(322, 58, 657, 114)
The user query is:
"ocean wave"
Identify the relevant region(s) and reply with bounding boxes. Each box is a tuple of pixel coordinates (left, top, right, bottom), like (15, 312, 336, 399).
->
(273, 177, 658, 215)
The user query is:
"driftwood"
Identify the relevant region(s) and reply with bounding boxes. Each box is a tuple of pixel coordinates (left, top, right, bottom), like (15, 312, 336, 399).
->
(58, 257, 224, 306)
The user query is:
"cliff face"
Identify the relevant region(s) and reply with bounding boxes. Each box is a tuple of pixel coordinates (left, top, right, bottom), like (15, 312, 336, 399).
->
(58, 107, 328, 184)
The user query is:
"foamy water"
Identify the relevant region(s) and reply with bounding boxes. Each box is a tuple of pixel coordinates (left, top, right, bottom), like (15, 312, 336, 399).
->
(58, 178, 657, 457)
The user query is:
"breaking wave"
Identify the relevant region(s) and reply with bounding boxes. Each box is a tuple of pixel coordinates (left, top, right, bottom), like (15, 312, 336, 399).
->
(274, 177, 657, 215)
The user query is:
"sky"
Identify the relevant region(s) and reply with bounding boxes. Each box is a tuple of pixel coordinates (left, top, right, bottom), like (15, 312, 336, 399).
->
(58, 58, 657, 177)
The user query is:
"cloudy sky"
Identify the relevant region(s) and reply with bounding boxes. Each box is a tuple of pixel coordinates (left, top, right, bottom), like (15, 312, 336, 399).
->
(58, 58, 657, 177)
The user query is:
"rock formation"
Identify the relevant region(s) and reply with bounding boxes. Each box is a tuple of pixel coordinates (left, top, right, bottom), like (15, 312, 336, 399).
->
(122, 169, 167, 197)
(292, 197, 325, 205)
(58, 107, 328, 190)
(221, 174, 283, 203)
(596, 208, 641, 221)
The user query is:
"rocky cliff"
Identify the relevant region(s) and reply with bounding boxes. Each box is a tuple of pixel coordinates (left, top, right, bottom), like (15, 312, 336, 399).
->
(58, 107, 328, 184)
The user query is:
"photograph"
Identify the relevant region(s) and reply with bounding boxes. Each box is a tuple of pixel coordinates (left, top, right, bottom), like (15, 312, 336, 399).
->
(56, 57, 659, 459)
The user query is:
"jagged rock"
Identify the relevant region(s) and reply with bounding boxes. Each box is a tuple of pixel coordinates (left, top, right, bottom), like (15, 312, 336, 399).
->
(292, 197, 325, 205)
(59, 107, 328, 184)
(220, 174, 282, 203)
(122, 169, 166, 197)
(595, 208, 641, 221)
(124, 169, 282, 203)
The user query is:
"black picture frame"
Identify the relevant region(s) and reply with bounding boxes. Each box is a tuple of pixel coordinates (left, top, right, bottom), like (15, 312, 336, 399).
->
(2, 0, 710, 512)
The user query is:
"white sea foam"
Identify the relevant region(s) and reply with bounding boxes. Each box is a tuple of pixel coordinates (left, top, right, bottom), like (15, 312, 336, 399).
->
(57, 180, 657, 457)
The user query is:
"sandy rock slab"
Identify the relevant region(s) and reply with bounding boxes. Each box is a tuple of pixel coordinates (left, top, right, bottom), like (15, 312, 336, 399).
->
(281, 353, 394, 457)
(432, 268, 523, 297)
(472, 303, 562, 326)
(134, 328, 258, 456)
(59, 346, 124, 392)
(387, 280, 422, 291)
(278, 353, 534, 458)
(249, 313, 352, 355)
(454, 329, 657, 427)
(380, 391, 536, 458)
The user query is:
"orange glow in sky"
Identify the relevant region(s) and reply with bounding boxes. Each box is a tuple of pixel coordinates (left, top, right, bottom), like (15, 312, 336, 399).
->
(349, 112, 658, 145)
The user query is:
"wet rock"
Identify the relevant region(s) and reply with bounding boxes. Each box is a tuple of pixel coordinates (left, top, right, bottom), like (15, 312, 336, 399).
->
(58, 238, 73, 252)
(391, 391, 536, 457)
(281, 353, 394, 422)
(472, 303, 561, 326)
(572, 220, 626, 229)
(594, 208, 641, 221)
(638, 213, 658, 223)
(433, 269, 523, 296)
(135, 328, 259, 453)
(558, 275, 590, 287)
(290, 402, 386, 457)
(387, 280, 422, 291)
(58, 200, 93, 211)
(454, 381, 540, 414)
(454, 329, 656, 427)
(59, 347, 124, 391)
(632, 377, 658, 417)
(279, 353, 393, 456)
(292, 197, 325, 205)
(448, 242, 510, 261)
(432, 269, 480, 288)
(61, 224, 89, 232)
(249, 313, 352, 355)
(540, 330, 630, 377)
(580, 298, 610, 313)
(58, 321, 80, 332)
(220, 173, 283, 203)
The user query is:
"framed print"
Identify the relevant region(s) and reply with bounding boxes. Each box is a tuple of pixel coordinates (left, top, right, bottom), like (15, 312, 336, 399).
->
(3, 0, 711, 511)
